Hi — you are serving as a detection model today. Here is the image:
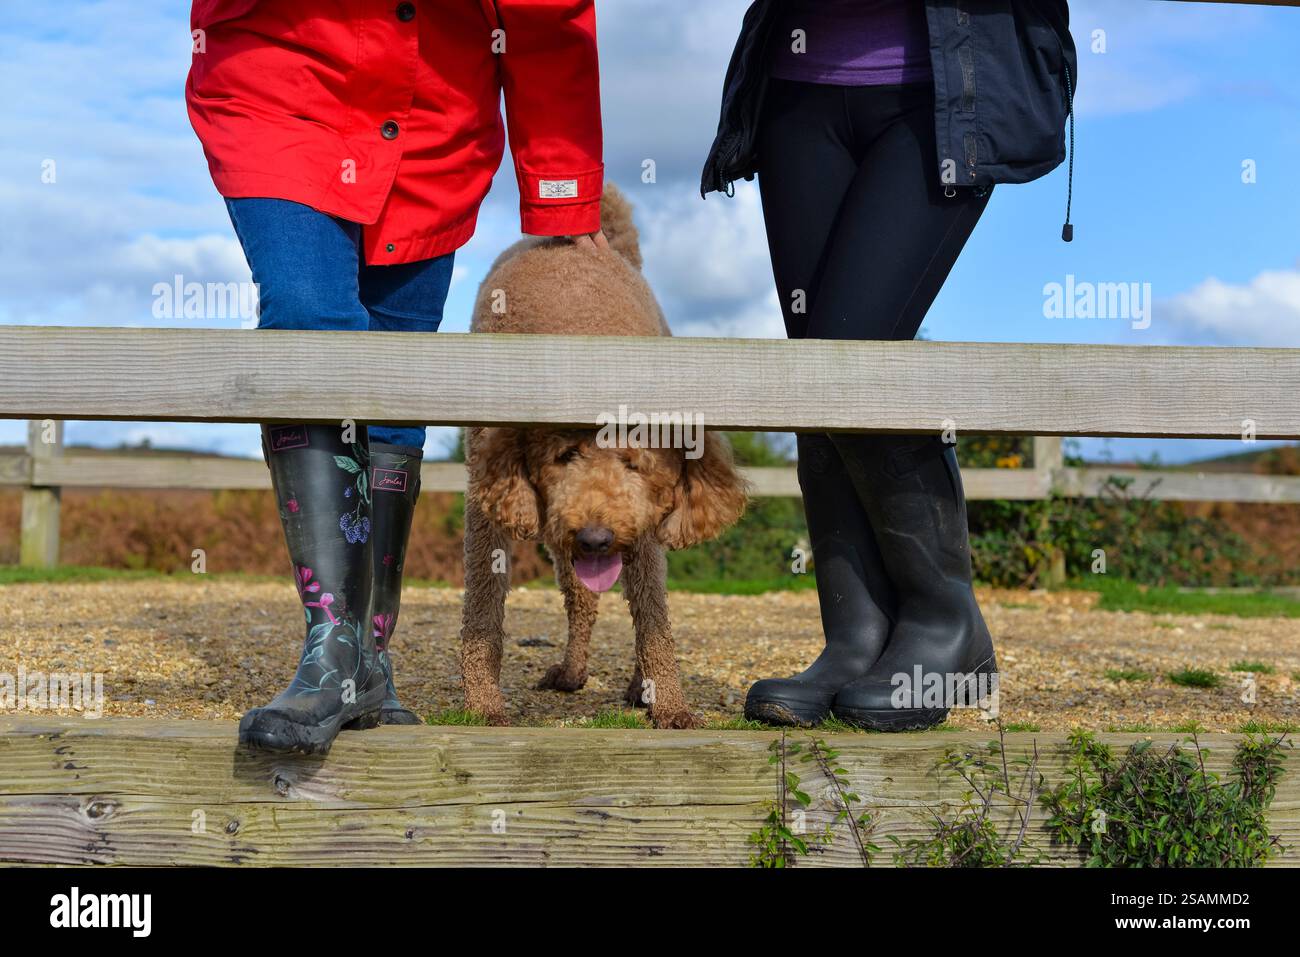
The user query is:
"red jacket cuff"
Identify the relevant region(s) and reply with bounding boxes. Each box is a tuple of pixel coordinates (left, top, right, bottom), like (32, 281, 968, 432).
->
(520, 198, 602, 237)
(517, 165, 603, 236)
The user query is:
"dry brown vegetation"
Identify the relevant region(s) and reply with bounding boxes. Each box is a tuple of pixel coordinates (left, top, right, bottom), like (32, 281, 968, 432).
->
(0, 488, 548, 583)
(3, 483, 1298, 584)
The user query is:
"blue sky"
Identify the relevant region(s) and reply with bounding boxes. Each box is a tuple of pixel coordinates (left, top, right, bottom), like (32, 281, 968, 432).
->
(1, 0, 1297, 464)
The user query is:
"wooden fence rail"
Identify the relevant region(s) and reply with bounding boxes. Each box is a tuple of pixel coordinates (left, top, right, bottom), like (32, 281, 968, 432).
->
(0, 718, 1294, 867)
(5, 445, 1300, 503)
(3, 330, 1298, 571)
(3, 328, 1299, 436)
(0, 444, 1063, 496)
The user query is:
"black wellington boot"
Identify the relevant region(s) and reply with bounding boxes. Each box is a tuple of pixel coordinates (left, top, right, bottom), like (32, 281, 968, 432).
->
(830, 435, 997, 731)
(744, 434, 897, 726)
(238, 424, 386, 754)
(369, 442, 424, 725)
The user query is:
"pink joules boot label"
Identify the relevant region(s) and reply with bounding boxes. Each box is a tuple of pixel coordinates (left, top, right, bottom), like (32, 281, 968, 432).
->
(373, 467, 409, 493)
(269, 425, 309, 451)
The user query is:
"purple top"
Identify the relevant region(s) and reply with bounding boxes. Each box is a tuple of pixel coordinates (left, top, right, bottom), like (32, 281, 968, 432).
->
(769, 0, 933, 87)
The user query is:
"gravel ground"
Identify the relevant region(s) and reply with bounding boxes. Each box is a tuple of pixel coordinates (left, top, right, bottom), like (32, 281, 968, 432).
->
(2, 580, 1299, 731)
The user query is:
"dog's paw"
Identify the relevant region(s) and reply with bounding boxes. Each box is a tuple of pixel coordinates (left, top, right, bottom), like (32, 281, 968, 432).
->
(536, 665, 588, 693)
(650, 709, 702, 730)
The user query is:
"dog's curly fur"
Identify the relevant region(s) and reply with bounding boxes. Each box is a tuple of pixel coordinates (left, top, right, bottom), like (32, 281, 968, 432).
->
(460, 184, 749, 729)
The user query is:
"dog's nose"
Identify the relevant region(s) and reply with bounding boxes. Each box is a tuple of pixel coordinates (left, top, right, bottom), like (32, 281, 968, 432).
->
(575, 525, 615, 555)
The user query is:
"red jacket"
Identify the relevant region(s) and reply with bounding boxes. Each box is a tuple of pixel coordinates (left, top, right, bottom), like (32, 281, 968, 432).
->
(187, 0, 603, 265)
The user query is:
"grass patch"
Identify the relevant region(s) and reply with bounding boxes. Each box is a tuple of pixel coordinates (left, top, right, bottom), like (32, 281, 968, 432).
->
(1166, 668, 1222, 689)
(1104, 668, 1152, 682)
(1106, 723, 1162, 733)
(396, 576, 456, 589)
(1002, 721, 1041, 732)
(0, 565, 213, 585)
(1076, 577, 1300, 619)
(814, 715, 865, 734)
(704, 716, 769, 731)
(1229, 660, 1276, 674)
(1236, 720, 1300, 734)
(2, 567, 817, 597)
(424, 708, 488, 727)
(576, 708, 650, 729)
(0, 564, 461, 590)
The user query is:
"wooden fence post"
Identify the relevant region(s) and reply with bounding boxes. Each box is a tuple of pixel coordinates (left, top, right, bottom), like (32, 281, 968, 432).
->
(19, 419, 62, 568)
(1033, 436, 1066, 587)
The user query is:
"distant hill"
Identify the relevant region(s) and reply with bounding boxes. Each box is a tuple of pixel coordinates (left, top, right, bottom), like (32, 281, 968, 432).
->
(0, 443, 248, 460)
(1164, 444, 1300, 476)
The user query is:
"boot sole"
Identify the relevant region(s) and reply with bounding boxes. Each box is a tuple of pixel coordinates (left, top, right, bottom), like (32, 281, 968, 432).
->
(833, 656, 998, 732)
(832, 706, 950, 732)
(240, 697, 384, 756)
(375, 708, 423, 726)
(744, 698, 829, 728)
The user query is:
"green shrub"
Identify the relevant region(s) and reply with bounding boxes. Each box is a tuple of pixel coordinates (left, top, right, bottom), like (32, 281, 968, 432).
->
(667, 432, 807, 585)
(1042, 731, 1287, 867)
(891, 729, 1044, 868)
(651, 433, 1290, 592)
(969, 475, 1283, 589)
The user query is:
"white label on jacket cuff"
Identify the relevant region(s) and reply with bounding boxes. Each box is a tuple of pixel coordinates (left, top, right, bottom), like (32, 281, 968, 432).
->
(538, 179, 579, 199)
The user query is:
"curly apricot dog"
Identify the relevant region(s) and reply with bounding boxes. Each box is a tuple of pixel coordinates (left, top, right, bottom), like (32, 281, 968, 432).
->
(460, 185, 749, 729)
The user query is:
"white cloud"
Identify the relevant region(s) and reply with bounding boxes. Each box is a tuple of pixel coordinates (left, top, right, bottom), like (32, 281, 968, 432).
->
(632, 181, 785, 339)
(1159, 266, 1300, 347)
(640, 183, 770, 306)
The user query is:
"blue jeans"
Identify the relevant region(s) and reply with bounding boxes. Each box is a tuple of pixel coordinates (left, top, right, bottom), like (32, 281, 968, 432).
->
(225, 198, 453, 449)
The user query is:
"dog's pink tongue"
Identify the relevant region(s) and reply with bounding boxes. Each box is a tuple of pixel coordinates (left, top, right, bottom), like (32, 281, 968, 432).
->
(573, 553, 623, 592)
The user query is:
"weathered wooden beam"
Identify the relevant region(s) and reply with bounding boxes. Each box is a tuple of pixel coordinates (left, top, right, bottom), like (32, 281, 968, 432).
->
(0, 453, 30, 487)
(0, 453, 1057, 500)
(718, 466, 1051, 500)
(1030, 437, 1068, 585)
(698, 464, 1049, 501)
(32, 452, 270, 491)
(0, 718, 1294, 867)
(1057, 467, 1300, 504)
(0, 455, 1096, 502)
(18, 421, 61, 568)
(1033, 436, 1065, 481)
(1, 328, 1297, 438)
(8, 452, 1300, 504)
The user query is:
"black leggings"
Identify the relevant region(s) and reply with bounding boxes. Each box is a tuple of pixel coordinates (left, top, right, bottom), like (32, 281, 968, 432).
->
(758, 78, 991, 342)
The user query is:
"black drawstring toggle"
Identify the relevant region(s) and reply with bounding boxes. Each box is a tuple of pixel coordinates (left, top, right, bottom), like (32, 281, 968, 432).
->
(1061, 61, 1075, 243)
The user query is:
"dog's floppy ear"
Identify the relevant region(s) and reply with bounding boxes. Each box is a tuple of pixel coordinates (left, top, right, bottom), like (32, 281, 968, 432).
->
(467, 427, 542, 540)
(657, 432, 749, 550)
